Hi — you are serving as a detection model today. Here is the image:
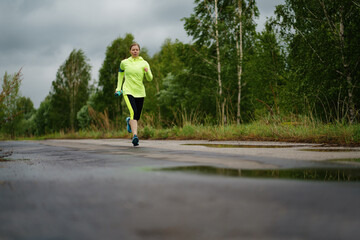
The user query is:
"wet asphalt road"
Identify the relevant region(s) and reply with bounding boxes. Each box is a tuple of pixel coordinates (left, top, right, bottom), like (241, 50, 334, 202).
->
(0, 139, 360, 240)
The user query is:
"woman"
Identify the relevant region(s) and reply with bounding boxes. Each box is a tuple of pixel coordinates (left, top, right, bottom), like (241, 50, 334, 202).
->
(115, 43, 153, 146)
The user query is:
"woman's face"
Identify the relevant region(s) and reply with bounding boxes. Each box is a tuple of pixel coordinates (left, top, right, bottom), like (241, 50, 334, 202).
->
(130, 45, 140, 58)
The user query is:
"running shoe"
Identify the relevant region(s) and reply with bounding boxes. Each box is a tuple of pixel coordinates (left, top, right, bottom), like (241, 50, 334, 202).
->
(132, 135, 139, 146)
(126, 117, 132, 133)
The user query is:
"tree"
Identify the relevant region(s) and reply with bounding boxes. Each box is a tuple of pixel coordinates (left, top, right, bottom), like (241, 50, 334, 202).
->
(183, 0, 226, 124)
(33, 96, 51, 136)
(236, 0, 244, 124)
(156, 42, 218, 125)
(77, 104, 92, 130)
(150, 39, 186, 125)
(50, 49, 91, 131)
(15, 96, 36, 136)
(233, 0, 258, 124)
(0, 69, 23, 138)
(183, 0, 258, 124)
(17, 96, 35, 120)
(274, 0, 360, 122)
(245, 24, 286, 117)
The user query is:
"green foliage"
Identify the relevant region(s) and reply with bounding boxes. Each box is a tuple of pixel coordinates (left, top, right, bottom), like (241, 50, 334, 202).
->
(77, 105, 91, 130)
(0, 70, 23, 138)
(13, 97, 36, 136)
(273, 0, 360, 122)
(145, 39, 187, 126)
(49, 49, 92, 131)
(33, 96, 51, 136)
(181, 125, 196, 137)
(245, 24, 286, 119)
(141, 126, 155, 139)
(182, 0, 259, 123)
(147, 39, 216, 126)
(17, 96, 35, 120)
(30, 49, 92, 137)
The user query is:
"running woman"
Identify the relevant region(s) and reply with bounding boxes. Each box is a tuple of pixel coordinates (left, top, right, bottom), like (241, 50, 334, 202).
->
(115, 43, 153, 146)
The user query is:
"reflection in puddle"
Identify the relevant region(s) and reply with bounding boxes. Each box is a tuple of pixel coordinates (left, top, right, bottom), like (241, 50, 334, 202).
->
(0, 150, 13, 161)
(182, 144, 308, 148)
(156, 166, 360, 182)
(0, 158, 30, 162)
(300, 149, 359, 152)
(330, 158, 360, 163)
(183, 144, 360, 153)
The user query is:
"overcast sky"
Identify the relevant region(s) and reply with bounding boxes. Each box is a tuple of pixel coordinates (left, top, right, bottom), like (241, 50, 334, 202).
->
(0, 0, 285, 108)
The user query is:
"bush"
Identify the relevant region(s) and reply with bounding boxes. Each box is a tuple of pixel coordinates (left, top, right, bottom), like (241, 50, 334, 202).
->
(141, 126, 155, 139)
(181, 125, 195, 137)
(77, 105, 91, 130)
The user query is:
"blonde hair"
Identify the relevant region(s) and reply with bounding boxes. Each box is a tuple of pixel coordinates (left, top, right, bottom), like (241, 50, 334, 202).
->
(130, 43, 141, 50)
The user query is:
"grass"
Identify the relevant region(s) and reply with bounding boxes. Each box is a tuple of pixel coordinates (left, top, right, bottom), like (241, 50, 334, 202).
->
(5, 121, 359, 146)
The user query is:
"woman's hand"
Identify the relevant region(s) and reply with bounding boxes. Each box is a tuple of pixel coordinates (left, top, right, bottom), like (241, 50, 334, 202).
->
(114, 90, 122, 97)
(144, 67, 148, 73)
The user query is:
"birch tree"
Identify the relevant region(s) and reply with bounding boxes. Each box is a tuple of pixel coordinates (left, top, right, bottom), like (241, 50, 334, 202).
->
(183, 0, 226, 124)
(236, 0, 243, 124)
(233, 0, 258, 124)
(184, 0, 258, 124)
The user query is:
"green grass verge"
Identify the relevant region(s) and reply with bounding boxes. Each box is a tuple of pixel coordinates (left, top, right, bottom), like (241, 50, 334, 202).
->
(2, 122, 360, 146)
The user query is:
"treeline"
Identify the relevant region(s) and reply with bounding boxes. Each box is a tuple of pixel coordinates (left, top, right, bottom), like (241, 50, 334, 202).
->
(1, 0, 359, 138)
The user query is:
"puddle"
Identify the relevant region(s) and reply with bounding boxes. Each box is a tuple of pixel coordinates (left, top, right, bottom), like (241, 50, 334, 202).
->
(0, 157, 30, 162)
(0, 151, 13, 161)
(182, 144, 308, 148)
(329, 158, 360, 163)
(0, 150, 30, 162)
(183, 144, 360, 152)
(300, 149, 359, 152)
(0, 158, 12, 162)
(155, 166, 360, 182)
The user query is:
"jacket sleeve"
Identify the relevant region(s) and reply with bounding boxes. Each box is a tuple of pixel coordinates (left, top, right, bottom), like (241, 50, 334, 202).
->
(145, 62, 153, 82)
(116, 62, 125, 92)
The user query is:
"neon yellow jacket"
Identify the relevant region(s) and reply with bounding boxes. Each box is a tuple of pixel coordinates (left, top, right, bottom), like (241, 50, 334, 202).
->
(116, 56, 153, 97)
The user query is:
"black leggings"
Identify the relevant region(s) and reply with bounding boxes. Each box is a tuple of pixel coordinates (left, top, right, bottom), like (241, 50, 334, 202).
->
(124, 95, 144, 121)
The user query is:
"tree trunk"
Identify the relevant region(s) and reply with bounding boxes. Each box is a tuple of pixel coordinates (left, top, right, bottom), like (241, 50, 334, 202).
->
(321, 1, 355, 123)
(337, 6, 355, 123)
(236, 0, 243, 125)
(69, 59, 79, 131)
(70, 81, 74, 131)
(155, 78, 161, 126)
(214, 0, 224, 125)
(346, 75, 355, 123)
